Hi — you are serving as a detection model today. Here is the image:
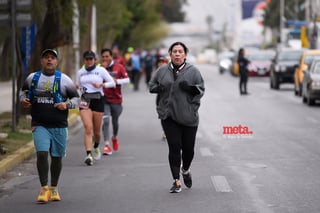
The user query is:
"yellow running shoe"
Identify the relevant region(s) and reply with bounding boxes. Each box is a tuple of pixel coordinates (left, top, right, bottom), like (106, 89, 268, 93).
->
(50, 186, 61, 201)
(37, 186, 50, 203)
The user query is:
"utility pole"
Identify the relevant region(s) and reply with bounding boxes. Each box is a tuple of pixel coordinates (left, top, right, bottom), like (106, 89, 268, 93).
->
(11, 0, 17, 132)
(279, 0, 284, 50)
(72, 0, 80, 79)
(91, 4, 97, 54)
(305, 0, 310, 21)
(206, 15, 214, 47)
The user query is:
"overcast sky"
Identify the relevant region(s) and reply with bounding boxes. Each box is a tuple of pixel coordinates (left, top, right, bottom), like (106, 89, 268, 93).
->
(182, 0, 230, 30)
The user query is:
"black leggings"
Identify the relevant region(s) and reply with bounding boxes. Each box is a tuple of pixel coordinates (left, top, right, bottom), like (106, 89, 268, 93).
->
(239, 72, 248, 94)
(161, 118, 198, 180)
(37, 151, 62, 187)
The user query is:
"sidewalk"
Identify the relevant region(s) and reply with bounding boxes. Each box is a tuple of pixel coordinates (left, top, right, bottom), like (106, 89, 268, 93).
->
(0, 80, 79, 176)
(0, 80, 13, 114)
(0, 113, 78, 176)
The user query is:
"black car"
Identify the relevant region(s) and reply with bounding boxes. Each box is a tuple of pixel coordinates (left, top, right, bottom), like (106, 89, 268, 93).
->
(302, 58, 320, 105)
(270, 49, 303, 89)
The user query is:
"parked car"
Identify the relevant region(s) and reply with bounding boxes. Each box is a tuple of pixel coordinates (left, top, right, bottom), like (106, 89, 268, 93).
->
(302, 58, 320, 105)
(270, 48, 303, 90)
(230, 54, 239, 76)
(294, 49, 320, 96)
(218, 51, 235, 74)
(231, 49, 274, 76)
(246, 50, 274, 76)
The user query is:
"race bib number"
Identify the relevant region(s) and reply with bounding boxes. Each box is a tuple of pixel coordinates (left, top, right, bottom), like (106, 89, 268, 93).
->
(79, 98, 90, 110)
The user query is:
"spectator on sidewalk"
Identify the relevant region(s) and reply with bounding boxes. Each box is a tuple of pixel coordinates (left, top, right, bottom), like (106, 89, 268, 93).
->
(149, 42, 205, 193)
(238, 48, 250, 95)
(20, 49, 79, 203)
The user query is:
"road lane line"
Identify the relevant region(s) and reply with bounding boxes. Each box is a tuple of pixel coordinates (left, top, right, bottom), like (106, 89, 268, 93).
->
(199, 147, 214, 157)
(211, 175, 232, 192)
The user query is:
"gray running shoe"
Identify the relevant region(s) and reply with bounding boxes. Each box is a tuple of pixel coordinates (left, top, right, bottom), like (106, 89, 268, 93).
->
(84, 154, 93, 166)
(169, 180, 182, 193)
(182, 169, 192, 188)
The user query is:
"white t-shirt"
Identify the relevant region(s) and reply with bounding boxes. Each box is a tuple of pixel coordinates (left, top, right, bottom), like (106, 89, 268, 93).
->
(77, 66, 115, 95)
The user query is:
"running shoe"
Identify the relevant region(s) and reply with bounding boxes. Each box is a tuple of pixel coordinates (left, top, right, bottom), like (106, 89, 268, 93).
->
(103, 144, 113, 155)
(112, 137, 119, 151)
(169, 179, 182, 193)
(181, 169, 192, 188)
(84, 154, 93, 166)
(93, 147, 101, 160)
(50, 186, 61, 201)
(37, 186, 50, 203)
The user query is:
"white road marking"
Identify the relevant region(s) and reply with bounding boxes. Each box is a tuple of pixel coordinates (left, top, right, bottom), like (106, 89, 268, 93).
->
(211, 175, 233, 192)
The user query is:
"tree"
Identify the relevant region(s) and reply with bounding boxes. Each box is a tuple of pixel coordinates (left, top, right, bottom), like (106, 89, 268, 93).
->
(0, 0, 188, 81)
(0, 0, 188, 131)
(263, 0, 305, 29)
(263, 0, 305, 45)
(160, 0, 187, 23)
(110, 0, 169, 50)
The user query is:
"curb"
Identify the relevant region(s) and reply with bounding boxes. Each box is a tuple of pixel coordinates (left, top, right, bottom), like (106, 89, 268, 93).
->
(0, 113, 79, 177)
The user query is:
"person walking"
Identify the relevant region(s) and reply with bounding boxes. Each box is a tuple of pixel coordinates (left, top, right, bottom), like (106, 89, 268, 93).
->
(20, 49, 79, 203)
(143, 49, 155, 87)
(149, 42, 205, 193)
(128, 48, 143, 91)
(100, 48, 130, 155)
(238, 48, 250, 95)
(76, 50, 115, 166)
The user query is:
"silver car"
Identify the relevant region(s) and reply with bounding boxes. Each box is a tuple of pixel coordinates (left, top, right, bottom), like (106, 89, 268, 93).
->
(302, 58, 320, 105)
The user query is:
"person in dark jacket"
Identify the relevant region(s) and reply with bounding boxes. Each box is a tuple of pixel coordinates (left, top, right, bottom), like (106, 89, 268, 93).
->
(149, 42, 205, 193)
(237, 48, 250, 95)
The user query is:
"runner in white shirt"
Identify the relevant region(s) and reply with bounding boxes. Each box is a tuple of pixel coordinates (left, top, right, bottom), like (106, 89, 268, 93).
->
(76, 50, 115, 166)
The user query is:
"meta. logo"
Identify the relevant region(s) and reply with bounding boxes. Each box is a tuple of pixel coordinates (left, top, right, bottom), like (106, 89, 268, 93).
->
(222, 125, 253, 139)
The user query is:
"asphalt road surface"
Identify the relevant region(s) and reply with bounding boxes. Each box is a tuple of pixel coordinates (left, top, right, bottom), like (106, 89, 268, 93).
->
(1, 64, 320, 213)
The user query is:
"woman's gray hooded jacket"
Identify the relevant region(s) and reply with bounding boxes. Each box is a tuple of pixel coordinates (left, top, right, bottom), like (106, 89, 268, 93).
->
(149, 62, 205, 126)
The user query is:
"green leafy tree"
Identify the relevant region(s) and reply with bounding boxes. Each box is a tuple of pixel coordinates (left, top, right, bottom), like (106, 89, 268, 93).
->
(264, 0, 305, 29)
(263, 0, 305, 46)
(111, 0, 168, 50)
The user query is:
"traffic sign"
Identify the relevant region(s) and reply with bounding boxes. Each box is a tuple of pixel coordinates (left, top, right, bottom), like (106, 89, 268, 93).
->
(0, 0, 9, 11)
(16, 0, 32, 10)
(0, 0, 32, 26)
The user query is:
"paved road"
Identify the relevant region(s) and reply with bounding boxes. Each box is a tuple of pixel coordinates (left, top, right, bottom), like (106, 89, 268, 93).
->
(1, 64, 320, 213)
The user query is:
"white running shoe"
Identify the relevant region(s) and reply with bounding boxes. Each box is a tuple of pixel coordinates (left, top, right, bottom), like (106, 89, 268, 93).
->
(93, 148, 101, 160)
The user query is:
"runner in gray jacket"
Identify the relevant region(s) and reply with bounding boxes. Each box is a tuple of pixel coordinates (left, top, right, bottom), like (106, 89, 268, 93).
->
(149, 41, 205, 193)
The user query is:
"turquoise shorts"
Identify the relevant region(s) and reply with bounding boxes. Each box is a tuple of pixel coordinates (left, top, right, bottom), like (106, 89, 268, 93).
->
(32, 126, 68, 157)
